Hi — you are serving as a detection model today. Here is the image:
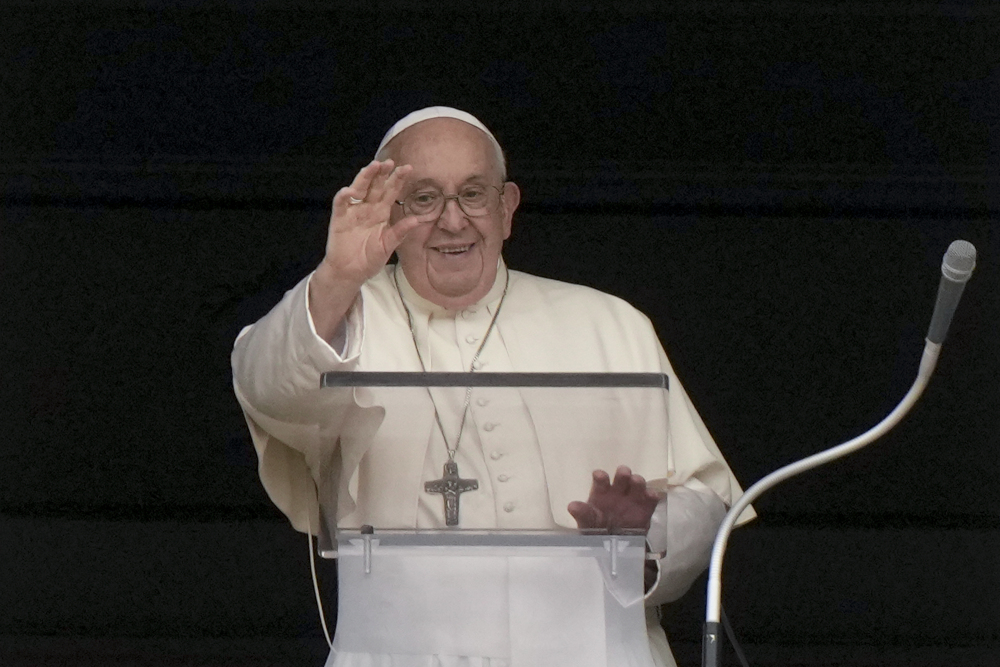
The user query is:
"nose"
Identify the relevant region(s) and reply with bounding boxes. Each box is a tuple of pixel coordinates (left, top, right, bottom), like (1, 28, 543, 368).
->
(435, 197, 468, 233)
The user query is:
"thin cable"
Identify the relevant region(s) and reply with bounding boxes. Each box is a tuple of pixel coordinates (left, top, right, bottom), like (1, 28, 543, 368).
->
(721, 604, 751, 667)
(307, 505, 333, 648)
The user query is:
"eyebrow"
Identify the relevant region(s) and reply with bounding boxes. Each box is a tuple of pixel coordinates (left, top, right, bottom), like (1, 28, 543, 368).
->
(410, 174, 491, 188)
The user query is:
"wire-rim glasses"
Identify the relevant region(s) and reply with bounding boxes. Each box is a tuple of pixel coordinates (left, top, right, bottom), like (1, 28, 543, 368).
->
(395, 184, 504, 219)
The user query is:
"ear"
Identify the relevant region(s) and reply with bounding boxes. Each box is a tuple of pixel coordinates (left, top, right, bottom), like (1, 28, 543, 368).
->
(500, 181, 521, 240)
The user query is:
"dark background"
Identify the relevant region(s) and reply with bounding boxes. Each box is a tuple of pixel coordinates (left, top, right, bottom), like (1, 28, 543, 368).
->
(2, 1, 998, 665)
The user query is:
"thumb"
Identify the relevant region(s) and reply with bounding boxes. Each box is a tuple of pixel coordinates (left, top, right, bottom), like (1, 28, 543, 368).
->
(568, 501, 605, 530)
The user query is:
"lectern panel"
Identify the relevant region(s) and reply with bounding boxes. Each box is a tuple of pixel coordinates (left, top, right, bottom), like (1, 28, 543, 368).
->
(330, 530, 653, 667)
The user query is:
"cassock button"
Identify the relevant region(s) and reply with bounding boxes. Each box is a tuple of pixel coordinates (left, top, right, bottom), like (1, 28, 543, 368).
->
(476, 398, 489, 407)
(497, 474, 509, 482)
(490, 451, 503, 460)
(503, 502, 516, 513)
(484, 422, 497, 432)
(465, 334, 479, 344)
(472, 360, 485, 370)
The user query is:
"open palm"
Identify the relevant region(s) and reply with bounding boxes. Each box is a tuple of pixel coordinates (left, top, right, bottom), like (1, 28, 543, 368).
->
(323, 159, 422, 286)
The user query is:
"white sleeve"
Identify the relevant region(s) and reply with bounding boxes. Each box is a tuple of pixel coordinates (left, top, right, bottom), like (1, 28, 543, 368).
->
(232, 271, 364, 420)
(644, 477, 728, 606)
(329, 316, 350, 357)
(305, 271, 362, 360)
(231, 271, 365, 533)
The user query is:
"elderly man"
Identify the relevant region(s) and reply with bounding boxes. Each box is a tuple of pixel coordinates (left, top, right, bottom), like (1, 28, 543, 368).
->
(232, 107, 751, 667)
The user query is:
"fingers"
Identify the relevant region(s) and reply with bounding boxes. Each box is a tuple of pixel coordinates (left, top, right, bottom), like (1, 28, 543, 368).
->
(358, 160, 412, 205)
(364, 160, 396, 203)
(332, 161, 380, 214)
(609, 465, 660, 502)
(567, 501, 604, 530)
(332, 160, 412, 218)
(332, 185, 360, 217)
(591, 467, 655, 495)
(588, 467, 642, 501)
(611, 465, 635, 495)
(591, 468, 611, 490)
(381, 162, 412, 204)
(581, 466, 662, 532)
(349, 160, 385, 201)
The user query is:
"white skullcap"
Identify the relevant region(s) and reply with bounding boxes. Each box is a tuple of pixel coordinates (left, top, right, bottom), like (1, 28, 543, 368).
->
(375, 106, 503, 164)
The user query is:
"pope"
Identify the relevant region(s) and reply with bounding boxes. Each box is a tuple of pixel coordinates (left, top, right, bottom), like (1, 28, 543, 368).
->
(232, 106, 753, 667)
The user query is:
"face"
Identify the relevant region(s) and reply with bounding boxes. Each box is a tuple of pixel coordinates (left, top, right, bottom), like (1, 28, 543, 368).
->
(387, 118, 520, 310)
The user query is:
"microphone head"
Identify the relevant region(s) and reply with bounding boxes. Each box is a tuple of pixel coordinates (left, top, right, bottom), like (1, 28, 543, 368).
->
(942, 240, 977, 282)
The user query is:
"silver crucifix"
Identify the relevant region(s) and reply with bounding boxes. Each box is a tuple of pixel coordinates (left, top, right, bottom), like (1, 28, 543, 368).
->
(425, 460, 479, 526)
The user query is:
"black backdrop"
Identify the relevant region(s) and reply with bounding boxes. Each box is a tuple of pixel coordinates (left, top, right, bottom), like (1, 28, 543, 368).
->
(2, 1, 998, 665)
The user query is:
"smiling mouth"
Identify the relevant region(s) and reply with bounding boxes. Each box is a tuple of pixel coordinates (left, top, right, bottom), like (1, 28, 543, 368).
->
(433, 244, 474, 255)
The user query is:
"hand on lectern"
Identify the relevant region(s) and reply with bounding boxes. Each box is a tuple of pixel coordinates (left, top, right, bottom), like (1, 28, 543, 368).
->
(567, 465, 662, 533)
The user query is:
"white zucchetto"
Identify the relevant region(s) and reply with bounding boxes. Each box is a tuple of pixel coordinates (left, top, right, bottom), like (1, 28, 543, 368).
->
(376, 106, 503, 161)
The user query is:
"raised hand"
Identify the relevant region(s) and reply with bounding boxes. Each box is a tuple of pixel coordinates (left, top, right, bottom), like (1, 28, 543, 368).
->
(567, 466, 662, 533)
(309, 160, 422, 340)
(323, 159, 421, 286)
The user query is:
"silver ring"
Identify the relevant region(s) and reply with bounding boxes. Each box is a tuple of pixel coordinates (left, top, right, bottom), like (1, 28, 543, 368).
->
(348, 196, 365, 205)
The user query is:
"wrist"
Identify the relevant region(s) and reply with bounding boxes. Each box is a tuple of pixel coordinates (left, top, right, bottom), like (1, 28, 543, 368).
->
(313, 257, 366, 295)
(308, 263, 364, 343)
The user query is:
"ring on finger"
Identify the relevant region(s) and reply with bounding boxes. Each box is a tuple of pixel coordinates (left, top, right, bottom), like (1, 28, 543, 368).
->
(348, 196, 365, 205)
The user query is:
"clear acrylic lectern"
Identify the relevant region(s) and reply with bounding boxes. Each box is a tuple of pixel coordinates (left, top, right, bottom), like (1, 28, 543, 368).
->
(317, 372, 671, 667)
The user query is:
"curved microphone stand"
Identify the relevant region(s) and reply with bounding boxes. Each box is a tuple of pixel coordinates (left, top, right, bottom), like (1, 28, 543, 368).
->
(702, 240, 977, 667)
(702, 340, 939, 666)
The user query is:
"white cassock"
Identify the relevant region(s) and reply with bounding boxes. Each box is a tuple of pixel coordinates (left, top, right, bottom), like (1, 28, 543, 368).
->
(232, 260, 755, 667)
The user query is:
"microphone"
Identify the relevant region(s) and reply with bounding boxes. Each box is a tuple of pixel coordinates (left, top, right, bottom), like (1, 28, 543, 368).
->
(927, 240, 977, 344)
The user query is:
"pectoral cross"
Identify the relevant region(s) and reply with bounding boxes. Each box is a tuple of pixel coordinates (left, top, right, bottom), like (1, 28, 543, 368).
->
(425, 460, 479, 527)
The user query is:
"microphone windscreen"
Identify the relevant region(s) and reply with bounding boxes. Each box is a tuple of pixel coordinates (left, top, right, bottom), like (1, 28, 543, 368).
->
(942, 240, 977, 282)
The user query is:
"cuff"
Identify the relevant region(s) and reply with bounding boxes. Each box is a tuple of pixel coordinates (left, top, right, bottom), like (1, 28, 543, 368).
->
(644, 478, 727, 605)
(305, 270, 365, 363)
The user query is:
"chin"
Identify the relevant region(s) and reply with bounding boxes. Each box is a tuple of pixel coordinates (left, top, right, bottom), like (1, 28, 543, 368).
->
(430, 275, 482, 299)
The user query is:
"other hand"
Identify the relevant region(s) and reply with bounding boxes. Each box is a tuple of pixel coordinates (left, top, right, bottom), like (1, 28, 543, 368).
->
(567, 466, 662, 533)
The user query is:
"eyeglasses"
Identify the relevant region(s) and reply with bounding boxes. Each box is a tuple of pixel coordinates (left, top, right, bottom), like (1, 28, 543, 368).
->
(396, 184, 504, 219)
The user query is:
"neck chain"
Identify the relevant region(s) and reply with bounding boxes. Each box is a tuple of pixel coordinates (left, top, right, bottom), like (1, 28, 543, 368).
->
(392, 266, 510, 461)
